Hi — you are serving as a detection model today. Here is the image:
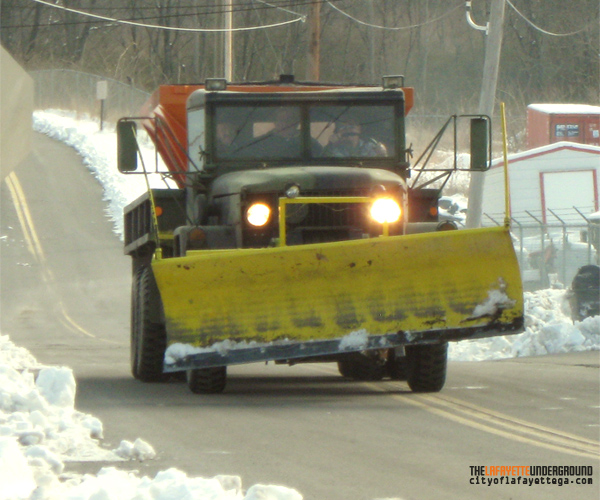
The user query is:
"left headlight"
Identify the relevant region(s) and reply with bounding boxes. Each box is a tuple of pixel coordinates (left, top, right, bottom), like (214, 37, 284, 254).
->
(246, 203, 271, 227)
(370, 198, 401, 224)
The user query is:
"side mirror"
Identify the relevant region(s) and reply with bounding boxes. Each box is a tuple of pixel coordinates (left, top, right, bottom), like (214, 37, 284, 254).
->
(117, 119, 138, 172)
(469, 116, 490, 171)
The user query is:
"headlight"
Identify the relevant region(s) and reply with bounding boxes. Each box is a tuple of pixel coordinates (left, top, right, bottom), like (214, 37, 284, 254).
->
(246, 203, 271, 227)
(370, 198, 401, 224)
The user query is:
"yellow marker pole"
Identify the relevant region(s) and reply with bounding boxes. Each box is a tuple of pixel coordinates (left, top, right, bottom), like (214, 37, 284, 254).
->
(500, 102, 511, 228)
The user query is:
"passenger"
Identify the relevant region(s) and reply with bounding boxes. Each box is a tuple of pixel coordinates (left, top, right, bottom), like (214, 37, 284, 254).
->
(215, 116, 241, 158)
(323, 118, 387, 157)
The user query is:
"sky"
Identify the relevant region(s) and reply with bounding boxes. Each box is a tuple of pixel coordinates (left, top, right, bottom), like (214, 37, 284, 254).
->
(0, 110, 598, 500)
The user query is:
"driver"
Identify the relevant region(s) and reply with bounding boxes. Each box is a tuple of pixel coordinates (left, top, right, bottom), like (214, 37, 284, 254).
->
(323, 118, 387, 157)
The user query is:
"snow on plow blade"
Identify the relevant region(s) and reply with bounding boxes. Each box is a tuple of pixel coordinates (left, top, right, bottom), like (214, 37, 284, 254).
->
(153, 226, 524, 371)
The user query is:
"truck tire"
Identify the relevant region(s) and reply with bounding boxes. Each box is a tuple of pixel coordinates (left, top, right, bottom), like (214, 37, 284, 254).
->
(337, 353, 385, 381)
(131, 266, 167, 382)
(405, 342, 448, 393)
(186, 367, 227, 394)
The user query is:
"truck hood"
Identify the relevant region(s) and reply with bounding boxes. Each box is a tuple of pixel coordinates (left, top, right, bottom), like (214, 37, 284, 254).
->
(210, 166, 406, 197)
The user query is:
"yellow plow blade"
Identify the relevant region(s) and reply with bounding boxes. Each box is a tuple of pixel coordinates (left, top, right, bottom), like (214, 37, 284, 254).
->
(152, 226, 523, 367)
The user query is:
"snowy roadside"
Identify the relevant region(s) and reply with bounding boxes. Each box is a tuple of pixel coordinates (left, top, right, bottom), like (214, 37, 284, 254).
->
(0, 333, 302, 500)
(0, 110, 594, 500)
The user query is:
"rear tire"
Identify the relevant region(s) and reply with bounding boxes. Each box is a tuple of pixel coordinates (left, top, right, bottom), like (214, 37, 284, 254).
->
(406, 342, 448, 393)
(187, 367, 227, 394)
(131, 266, 167, 382)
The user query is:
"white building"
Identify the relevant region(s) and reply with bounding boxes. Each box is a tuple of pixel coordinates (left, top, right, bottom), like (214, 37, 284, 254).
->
(482, 141, 600, 224)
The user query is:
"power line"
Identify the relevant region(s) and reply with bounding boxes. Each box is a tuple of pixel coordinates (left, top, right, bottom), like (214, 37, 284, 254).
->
(251, 0, 285, 75)
(3, 1, 330, 29)
(326, 0, 464, 31)
(51, 0, 321, 15)
(505, 0, 591, 37)
(29, 0, 306, 32)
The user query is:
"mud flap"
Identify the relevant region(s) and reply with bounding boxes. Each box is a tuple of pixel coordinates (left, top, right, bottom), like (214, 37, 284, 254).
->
(152, 226, 523, 371)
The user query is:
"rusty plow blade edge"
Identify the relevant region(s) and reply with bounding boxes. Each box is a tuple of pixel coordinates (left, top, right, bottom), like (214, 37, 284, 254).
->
(152, 226, 524, 371)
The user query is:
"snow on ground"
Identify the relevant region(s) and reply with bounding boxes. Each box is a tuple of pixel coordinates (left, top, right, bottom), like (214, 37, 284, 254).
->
(0, 334, 302, 499)
(0, 110, 595, 500)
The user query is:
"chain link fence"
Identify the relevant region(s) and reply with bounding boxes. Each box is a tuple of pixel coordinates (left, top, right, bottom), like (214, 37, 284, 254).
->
(484, 208, 599, 291)
(30, 69, 150, 123)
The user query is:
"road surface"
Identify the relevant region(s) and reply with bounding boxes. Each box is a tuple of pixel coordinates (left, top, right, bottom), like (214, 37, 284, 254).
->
(1, 133, 599, 500)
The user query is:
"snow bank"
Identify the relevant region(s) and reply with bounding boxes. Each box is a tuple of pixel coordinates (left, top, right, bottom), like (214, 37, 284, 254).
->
(0, 334, 302, 500)
(450, 288, 599, 361)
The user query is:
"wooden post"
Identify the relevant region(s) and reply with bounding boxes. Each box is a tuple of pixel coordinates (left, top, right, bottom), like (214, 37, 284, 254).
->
(307, 0, 321, 81)
(224, 0, 233, 81)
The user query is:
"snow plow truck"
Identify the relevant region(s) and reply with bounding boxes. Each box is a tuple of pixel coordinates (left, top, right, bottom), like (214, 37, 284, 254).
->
(117, 75, 524, 394)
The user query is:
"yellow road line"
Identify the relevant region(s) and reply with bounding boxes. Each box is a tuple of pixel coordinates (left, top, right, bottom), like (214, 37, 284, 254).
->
(372, 381, 599, 460)
(428, 392, 599, 450)
(306, 365, 598, 460)
(5, 172, 121, 345)
(6, 172, 43, 266)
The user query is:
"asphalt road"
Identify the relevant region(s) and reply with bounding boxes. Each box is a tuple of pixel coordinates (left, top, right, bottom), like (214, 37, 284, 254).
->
(1, 133, 599, 500)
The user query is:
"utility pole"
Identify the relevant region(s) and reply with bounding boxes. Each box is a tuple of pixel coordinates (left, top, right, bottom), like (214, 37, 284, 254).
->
(224, 0, 233, 81)
(307, 0, 321, 81)
(466, 0, 506, 228)
(367, 0, 376, 83)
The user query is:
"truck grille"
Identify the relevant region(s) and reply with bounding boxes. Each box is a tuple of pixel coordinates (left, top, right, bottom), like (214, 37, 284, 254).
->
(243, 188, 402, 247)
(287, 189, 369, 229)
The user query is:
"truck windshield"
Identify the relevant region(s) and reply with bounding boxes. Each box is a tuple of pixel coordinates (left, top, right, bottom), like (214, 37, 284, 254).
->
(310, 105, 394, 159)
(214, 103, 396, 161)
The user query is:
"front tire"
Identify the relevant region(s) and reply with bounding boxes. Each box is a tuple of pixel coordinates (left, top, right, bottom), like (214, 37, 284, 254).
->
(131, 266, 167, 382)
(187, 367, 227, 394)
(405, 342, 448, 393)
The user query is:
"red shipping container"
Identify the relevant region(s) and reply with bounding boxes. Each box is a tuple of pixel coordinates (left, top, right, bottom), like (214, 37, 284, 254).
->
(527, 104, 600, 149)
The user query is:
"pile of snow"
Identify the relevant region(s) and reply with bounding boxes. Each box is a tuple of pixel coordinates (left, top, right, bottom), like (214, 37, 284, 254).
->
(0, 335, 303, 500)
(450, 288, 600, 360)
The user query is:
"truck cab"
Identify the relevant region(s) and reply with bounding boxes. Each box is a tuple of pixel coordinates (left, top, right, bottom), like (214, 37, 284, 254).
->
(175, 84, 423, 252)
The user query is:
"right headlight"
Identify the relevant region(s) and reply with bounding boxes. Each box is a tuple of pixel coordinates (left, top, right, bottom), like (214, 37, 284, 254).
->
(370, 198, 401, 224)
(246, 203, 271, 227)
